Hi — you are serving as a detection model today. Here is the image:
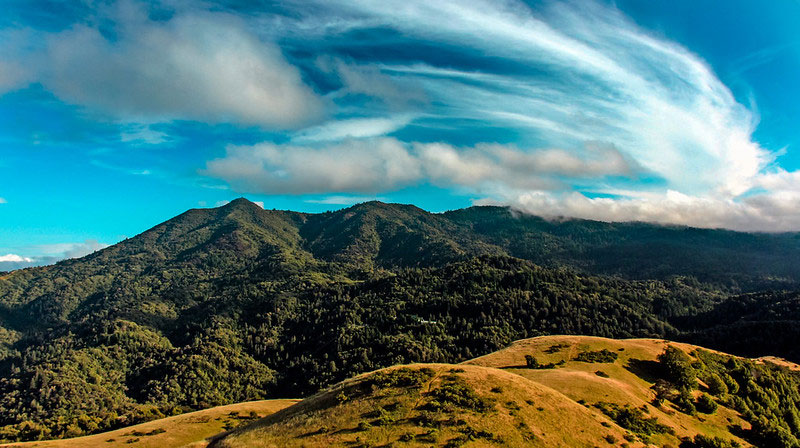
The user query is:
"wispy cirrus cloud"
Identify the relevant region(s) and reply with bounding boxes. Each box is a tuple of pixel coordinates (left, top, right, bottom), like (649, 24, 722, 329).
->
(291, 115, 415, 143)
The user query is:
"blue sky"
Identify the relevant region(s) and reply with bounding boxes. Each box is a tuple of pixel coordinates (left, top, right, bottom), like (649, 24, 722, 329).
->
(1, 0, 800, 269)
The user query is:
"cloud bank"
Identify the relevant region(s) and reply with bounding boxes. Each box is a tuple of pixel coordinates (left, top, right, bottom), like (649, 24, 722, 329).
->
(205, 137, 642, 194)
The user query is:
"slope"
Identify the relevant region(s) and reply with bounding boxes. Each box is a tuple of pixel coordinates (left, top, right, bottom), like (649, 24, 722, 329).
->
(0, 400, 298, 448)
(467, 336, 752, 447)
(211, 363, 633, 448)
(213, 335, 800, 447)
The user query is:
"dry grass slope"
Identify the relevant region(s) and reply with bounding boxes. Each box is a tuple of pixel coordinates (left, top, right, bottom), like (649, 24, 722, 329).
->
(212, 363, 635, 448)
(0, 400, 298, 448)
(466, 335, 771, 447)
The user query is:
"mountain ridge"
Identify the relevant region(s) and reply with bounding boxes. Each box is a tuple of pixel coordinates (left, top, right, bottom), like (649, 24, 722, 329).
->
(2, 199, 800, 443)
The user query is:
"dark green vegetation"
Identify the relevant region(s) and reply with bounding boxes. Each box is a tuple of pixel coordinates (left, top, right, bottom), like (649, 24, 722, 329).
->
(1, 199, 800, 442)
(574, 348, 619, 363)
(684, 434, 742, 448)
(651, 346, 800, 448)
(593, 402, 673, 437)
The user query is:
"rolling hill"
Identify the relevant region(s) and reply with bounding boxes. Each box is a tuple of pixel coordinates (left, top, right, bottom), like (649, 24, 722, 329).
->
(2, 199, 800, 443)
(0, 400, 298, 448)
(212, 335, 799, 447)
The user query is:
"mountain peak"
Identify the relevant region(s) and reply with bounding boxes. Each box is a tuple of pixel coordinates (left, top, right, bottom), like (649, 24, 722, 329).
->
(223, 197, 261, 209)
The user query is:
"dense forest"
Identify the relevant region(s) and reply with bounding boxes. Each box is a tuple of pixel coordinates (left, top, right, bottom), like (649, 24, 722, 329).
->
(653, 346, 800, 448)
(1, 198, 800, 442)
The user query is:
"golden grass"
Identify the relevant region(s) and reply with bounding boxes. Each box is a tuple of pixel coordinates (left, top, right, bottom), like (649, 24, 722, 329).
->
(466, 335, 759, 446)
(214, 363, 637, 448)
(0, 400, 299, 448)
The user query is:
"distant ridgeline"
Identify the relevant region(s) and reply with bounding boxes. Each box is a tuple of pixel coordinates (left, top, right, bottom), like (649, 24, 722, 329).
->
(1, 198, 800, 442)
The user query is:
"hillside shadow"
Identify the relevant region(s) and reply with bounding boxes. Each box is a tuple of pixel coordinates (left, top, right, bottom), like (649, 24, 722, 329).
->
(624, 358, 661, 383)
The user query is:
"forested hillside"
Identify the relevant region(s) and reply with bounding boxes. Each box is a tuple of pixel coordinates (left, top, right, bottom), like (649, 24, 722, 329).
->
(1, 198, 799, 442)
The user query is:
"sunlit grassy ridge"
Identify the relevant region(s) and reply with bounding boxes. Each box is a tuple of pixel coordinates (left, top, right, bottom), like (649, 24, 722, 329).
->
(0, 400, 298, 448)
(210, 335, 800, 447)
(211, 363, 631, 448)
(468, 336, 754, 447)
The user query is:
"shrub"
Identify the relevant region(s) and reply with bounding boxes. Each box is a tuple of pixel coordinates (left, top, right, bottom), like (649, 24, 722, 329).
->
(657, 346, 697, 390)
(594, 402, 672, 436)
(687, 434, 741, 448)
(423, 377, 494, 413)
(368, 368, 435, 389)
(575, 349, 619, 363)
(696, 394, 718, 414)
(705, 373, 728, 396)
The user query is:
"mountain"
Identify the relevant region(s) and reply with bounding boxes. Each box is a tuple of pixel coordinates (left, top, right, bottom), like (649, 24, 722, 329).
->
(1, 199, 800, 443)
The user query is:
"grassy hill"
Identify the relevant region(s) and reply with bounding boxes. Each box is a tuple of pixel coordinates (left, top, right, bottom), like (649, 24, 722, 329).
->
(467, 336, 752, 447)
(0, 400, 298, 448)
(212, 363, 632, 448)
(210, 335, 799, 447)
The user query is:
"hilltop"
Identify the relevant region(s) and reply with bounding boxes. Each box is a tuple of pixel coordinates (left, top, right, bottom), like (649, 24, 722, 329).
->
(2, 199, 800, 443)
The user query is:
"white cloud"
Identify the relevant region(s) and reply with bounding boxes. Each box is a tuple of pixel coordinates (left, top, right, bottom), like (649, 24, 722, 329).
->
(0, 240, 109, 271)
(317, 58, 428, 108)
(0, 60, 28, 94)
(204, 138, 423, 194)
(38, 6, 323, 128)
(475, 188, 800, 232)
(0, 28, 33, 95)
(306, 195, 387, 205)
(0, 254, 34, 263)
(62, 240, 109, 259)
(119, 124, 170, 145)
(292, 115, 414, 143)
(0, 197, 6, 204)
(417, 141, 640, 190)
(204, 137, 640, 194)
